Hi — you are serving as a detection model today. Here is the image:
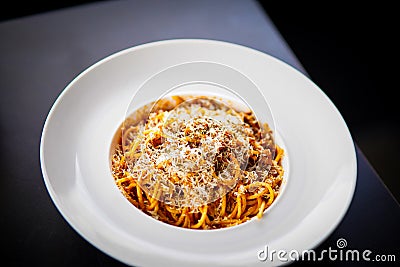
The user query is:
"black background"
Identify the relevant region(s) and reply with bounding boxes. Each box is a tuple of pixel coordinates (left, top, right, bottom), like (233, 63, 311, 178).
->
(258, 1, 399, 203)
(1, 0, 398, 204)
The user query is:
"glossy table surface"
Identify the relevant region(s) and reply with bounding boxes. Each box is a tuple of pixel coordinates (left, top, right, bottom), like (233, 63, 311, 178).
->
(1, 0, 399, 266)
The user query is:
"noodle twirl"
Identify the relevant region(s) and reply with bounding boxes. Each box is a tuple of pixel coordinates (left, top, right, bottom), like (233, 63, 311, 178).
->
(110, 96, 284, 229)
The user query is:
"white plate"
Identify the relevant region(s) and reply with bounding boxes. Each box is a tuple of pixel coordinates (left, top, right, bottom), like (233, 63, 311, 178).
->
(40, 39, 357, 267)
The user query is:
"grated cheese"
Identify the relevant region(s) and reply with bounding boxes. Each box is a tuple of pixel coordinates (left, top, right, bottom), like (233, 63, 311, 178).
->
(122, 97, 272, 207)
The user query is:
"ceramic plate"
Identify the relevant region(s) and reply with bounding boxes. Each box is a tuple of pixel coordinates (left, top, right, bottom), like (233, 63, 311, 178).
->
(40, 39, 357, 266)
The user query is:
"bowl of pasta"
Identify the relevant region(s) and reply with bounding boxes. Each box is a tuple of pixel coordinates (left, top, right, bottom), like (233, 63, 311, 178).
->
(40, 39, 357, 267)
(110, 60, 287, 230)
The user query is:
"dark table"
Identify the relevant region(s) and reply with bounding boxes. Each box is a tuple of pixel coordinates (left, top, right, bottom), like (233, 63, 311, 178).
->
(1, 0, 399, 266)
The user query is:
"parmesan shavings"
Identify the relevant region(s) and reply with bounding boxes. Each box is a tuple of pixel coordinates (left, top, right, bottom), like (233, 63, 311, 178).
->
(123, 97, 272, 208)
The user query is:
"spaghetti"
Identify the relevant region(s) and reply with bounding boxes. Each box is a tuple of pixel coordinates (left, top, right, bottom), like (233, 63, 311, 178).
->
(110, 96, 284, 229)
